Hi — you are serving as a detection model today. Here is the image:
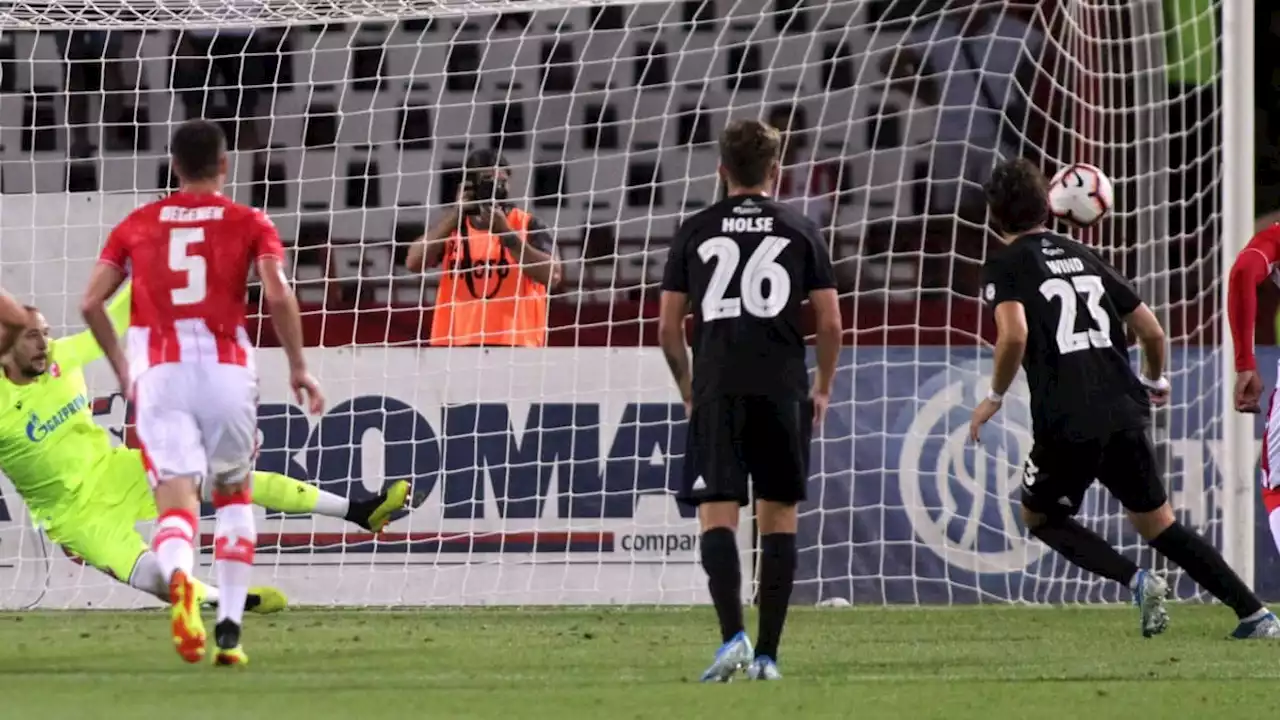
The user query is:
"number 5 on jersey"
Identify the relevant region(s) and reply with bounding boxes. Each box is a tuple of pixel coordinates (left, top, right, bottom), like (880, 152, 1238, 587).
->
(698, 235, 792, 320)
(168, 228, 207, 306)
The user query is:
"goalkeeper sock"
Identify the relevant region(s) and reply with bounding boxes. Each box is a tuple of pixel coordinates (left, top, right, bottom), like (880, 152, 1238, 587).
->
(700, 527, 744, 643)
(126, 551, 233, 609)
(128, 551, 232, 608)
(127, 550, 169, 600)
(152, 508, 197, 583)
(251, 471, 349, 517)
(755, 533, 796, 661)
(1149, 521, 1265, 619)
(212, 484, 256, 634)
(1029, 516, 1139, 586)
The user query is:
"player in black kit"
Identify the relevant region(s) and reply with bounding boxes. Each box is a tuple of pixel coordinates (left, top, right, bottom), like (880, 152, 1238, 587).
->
(659, 119, 842, 681)
(971, 158, 1278, 639)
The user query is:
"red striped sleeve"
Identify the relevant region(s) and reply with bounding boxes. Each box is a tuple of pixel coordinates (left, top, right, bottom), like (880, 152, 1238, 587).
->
(1228, 226, 1280, 371)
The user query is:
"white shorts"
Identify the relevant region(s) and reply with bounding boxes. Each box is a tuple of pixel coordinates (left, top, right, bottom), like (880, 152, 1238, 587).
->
(134, 363, 258, 488)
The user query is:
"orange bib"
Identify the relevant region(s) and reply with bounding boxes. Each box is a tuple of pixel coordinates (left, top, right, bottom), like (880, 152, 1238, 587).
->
(430, 207, 548, 347)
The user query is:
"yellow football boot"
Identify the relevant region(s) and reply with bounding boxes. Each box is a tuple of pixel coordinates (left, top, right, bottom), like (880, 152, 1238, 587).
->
(357, 479, 411, 534)
(168, 569, 207, 664)
(213, 645, 249, 667)
(247, 586, 288, 614)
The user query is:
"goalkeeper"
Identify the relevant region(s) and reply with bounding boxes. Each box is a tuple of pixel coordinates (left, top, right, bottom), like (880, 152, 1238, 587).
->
(1, 284, 409, 611)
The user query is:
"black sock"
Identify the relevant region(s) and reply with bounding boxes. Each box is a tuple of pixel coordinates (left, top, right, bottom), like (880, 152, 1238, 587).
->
(344, 496, 376, 524)
(1030, 516, 1140, 586)
(700, 527, 744, 643)
(1149, 521, 1264, 619)
(755, 533, 796, 661)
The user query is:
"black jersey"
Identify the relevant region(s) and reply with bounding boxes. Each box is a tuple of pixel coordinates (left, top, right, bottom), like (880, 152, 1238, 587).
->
(661, 194, 836, 403)
(982, 231, 1150, 441)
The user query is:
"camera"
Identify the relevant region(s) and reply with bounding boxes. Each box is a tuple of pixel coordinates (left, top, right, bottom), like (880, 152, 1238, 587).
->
(465, 171, 509, 217)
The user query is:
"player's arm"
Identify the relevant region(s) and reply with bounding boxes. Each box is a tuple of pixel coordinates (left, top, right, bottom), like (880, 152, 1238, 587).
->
(990, 302, 1028, 395)
(1226, 227, 1280, 411)
(1125, 304, 1167, 387)
(80, 262, 129, 394)
(53, 281, 132, 370)
(969, 253, 1024, 440)
(405, 206, 460, 273)
(254, 213, 325, 414)
(804, 223, 841, 427)
(0, 287, 32, 356)
(658, 224, 693, 413)
(494, 213, 562, 289)
(1087, 247, 1172, 403)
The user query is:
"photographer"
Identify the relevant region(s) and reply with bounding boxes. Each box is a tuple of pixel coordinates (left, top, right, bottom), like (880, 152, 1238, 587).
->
(407, 149, 561, 347)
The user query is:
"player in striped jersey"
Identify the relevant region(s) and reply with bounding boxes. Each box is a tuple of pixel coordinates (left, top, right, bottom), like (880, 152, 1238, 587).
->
(82, 119, 322, 665)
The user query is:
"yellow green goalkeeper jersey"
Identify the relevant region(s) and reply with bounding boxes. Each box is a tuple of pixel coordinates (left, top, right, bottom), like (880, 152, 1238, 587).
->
(0, 286, 131, 525)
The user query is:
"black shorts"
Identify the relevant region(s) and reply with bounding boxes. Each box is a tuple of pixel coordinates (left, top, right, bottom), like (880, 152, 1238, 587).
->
(1021, 427, 1167, 516)
(679, 395, 812, 507)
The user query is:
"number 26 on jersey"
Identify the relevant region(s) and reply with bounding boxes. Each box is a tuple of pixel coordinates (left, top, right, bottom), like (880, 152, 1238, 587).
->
(698, 236, 792, 320)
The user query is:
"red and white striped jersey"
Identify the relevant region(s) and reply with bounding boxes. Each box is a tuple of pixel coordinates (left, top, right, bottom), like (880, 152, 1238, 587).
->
(98, 191, 284, 377)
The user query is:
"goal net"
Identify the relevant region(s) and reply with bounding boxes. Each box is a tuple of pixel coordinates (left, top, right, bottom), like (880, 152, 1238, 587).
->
(0, 0, 1247, 608)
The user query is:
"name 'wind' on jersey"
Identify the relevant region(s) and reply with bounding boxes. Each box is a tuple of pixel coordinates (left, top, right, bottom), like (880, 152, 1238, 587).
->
(981, 231, 1149, 440)
(660, 194, 837, 401)
(97, 192, 285, 377)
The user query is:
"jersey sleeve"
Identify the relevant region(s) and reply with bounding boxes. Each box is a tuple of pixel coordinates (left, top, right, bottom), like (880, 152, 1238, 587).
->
(97, 222, 131, 271)
(803, 222, 837, 292)
(1227, 225, 1280, 371)
(51, 282, 132, 371)
(981, 251, 1020, 306)
(661, 220, 692, 293)
(251, 211, 285, 261)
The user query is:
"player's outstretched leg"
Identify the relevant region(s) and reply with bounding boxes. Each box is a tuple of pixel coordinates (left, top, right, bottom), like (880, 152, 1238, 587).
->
(211, 480, 256, 666)
(748, 500, 797, 681)
(1133, 505, 1278, 639)
(1023, 509, 1168, 637)
(127, 548, 287, 614)
(697, 502, 752, 683)
(250, 472, 412, 533)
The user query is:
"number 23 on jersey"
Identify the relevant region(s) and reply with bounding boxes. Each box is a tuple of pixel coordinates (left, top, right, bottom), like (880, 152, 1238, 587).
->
(1039, 274, 1111, 354)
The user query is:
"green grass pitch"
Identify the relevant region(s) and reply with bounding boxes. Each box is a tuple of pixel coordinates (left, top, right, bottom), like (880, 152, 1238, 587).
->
(1, 605, 1277, 719)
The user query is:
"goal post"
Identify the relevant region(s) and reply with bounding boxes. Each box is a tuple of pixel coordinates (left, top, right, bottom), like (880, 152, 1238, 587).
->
(0, 0, 1259, 608)
(1220, 0, 1256, 580)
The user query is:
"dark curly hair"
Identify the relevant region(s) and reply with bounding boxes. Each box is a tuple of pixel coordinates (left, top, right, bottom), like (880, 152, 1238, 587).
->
(719, 119, 781, 188)
(984, 157, 1049, 234)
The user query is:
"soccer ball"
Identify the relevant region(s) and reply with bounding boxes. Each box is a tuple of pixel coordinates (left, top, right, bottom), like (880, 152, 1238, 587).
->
(1047, 163, 1114, 228)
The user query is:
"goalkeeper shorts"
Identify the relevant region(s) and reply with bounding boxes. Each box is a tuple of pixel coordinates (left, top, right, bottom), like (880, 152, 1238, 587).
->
(43, 453, 158, 582)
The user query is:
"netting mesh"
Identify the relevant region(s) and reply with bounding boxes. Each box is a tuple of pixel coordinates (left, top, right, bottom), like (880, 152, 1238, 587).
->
(0, 0, 1232, 607)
